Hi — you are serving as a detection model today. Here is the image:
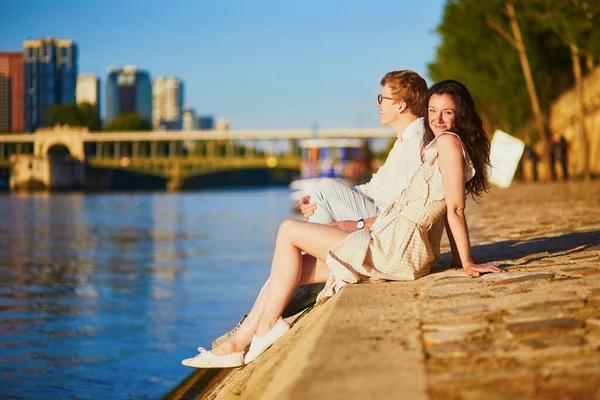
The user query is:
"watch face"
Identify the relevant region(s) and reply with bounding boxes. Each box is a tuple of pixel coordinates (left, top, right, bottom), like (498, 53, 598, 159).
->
(357, 219, 365, 229)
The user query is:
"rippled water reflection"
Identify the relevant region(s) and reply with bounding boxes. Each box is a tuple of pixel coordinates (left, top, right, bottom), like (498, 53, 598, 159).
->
(0, 188, 294, 399)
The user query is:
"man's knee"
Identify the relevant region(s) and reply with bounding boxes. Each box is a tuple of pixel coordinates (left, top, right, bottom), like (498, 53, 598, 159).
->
(311, 178, 345, 201)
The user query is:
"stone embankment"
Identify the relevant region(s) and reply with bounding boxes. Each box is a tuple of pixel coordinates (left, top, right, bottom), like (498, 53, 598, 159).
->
(175, 181, 600, 400)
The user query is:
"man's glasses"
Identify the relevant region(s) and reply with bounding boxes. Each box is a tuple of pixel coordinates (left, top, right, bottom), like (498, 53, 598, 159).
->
(377, 94, 394, 105)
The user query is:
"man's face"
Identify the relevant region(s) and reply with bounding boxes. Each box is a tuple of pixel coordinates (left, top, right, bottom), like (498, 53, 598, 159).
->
(377, 85, 401, 126)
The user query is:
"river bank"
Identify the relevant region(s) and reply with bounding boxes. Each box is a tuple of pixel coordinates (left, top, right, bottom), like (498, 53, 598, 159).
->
(171, 180, 600, 399)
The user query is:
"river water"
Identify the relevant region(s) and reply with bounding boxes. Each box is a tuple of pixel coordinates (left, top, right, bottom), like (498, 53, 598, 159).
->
(0, 188, 294, 399)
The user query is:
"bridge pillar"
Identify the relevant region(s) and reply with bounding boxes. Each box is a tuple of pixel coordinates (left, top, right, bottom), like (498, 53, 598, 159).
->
(167, 162, 182, 192)
(169, 141, 175, 158)
(167, 177, 181, 191)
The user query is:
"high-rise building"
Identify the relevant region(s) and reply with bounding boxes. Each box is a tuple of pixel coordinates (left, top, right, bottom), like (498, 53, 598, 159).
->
(105, 65, 152, 125)
(214, 119, 230, 131)
(152, 77, 183, 130)
(197, 115, 215, 130)
(24, 38, 77, 132)
(0, 52, 25, 132)
(182, 107, 197, 131)
(0, 76, 9, 132)
(76, 73, 100, 111)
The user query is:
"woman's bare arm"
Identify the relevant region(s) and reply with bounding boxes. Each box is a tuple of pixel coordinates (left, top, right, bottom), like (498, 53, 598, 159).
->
(436, 134, 502, 277)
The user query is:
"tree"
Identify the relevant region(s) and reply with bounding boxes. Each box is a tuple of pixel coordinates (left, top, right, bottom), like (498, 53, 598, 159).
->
(104, 113, 152, 131)
(529, 0, 600, 180)
(429, 0, 575, 179)
(45, 102, 102, 131)
(487, 1, 553, 175)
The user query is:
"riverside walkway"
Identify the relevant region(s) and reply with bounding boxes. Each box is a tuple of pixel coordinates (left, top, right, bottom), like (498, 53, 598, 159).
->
(170, 180, 600, 400)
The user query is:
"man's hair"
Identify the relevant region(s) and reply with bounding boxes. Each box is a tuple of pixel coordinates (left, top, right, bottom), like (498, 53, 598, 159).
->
(380, 70, 428, 116)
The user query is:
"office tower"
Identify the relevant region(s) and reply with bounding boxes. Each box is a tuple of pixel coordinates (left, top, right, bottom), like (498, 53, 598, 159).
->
(214, 119, 230, 131)
(24, 38, 77, 132)
(152, 77, 183, 130)
(105, 65, 152, 124)
(0, 52, 25, 132)
(197, 115, 214, 130)
(76, 73, 100, 111)
(182, 107, 197, 131)
(0, 76, 9, 132)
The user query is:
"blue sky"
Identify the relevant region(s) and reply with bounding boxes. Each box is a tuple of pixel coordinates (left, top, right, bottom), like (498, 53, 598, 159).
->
(1, 0, 446, 129)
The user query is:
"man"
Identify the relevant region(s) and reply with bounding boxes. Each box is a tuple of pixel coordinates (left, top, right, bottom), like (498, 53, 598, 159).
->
(301, 70, 442, 248)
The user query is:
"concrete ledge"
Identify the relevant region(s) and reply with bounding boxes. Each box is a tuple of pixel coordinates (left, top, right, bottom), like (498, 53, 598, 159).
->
(198, 280, 429, 400)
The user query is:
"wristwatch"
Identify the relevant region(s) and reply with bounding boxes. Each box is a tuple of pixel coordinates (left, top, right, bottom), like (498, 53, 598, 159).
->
(356, 218, 365, 230)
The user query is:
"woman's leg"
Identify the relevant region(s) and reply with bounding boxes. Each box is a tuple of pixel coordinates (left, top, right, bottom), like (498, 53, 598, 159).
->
(255, 219, 349, 336)
(211, 220, 348, 354)
(211, 253, 330, 356)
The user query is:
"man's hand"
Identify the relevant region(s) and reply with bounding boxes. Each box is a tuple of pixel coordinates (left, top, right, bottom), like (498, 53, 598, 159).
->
(462, 261, 504, 277)
(328, 220, 358, 233)
(299, 196, 317, 221)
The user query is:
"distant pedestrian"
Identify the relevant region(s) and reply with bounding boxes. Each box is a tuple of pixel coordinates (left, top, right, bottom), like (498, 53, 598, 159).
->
(549, 139, 559, 181)
(557, 136, 569, 180)
(523, 145, 539, 182)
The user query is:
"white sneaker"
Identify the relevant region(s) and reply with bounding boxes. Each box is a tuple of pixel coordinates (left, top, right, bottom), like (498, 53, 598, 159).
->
(244, 317, 290, 364)
(181, 347, 244, 369)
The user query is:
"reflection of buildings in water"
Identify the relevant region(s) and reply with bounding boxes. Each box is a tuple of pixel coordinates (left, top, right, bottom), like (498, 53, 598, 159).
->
(147, 194, 196, 347)
(149, 193, 200, 285)
(0, 193, 99, 335)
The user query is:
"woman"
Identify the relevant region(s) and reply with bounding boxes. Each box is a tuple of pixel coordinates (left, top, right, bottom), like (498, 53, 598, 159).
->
(181, 80, 502, 368)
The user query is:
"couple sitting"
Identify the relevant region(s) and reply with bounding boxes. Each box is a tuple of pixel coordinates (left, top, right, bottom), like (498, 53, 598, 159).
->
(182, 70, 502, 369)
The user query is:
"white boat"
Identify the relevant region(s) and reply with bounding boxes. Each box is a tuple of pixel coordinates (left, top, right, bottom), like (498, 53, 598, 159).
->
(289, 138, 370, 210)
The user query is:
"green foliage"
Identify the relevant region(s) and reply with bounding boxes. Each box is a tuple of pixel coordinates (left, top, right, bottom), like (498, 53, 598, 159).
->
(429, 0, 576, 139)
(104, 113, 152, 131)
(45, 102, 102, 131)
(529, 0, 600, 58)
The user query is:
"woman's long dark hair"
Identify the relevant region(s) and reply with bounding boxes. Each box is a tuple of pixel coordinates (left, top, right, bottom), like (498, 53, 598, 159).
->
(422, 79, 491, 200)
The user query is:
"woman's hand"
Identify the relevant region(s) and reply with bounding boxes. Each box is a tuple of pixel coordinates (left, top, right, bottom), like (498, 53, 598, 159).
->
(451, 256, 479, 269)
(462, 261, 504, 277)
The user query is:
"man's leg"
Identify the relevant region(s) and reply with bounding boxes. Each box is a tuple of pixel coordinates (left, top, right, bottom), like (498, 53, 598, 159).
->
(308, 178, 378, 224)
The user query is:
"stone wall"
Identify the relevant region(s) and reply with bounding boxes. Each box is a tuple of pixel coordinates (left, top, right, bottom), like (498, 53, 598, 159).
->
(549, 65, 600, 177)
(10, 155, 85, 191)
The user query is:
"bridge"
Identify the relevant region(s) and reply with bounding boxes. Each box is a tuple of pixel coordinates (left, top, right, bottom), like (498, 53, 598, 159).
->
(0, 125, 393, 190)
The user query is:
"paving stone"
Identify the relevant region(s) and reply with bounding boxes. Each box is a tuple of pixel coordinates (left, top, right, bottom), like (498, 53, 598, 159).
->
(488, 285, 533, 295)
(520, 334, 585, 349)
(515, 291, 585, 310)
(506, 318, 584, 334)
(504, 309, 564, 324)
(421, 291, 484, 300)
(560, 266, 593, 272)
(586, 317, 600, 328)
(426, 339, 496, 358)
(423, 323, 488, 345)
(536, 358, 600, 399)
(423, 304, 489, 319)
(491, 273, 555, 286)
(569, 254, 600, 261)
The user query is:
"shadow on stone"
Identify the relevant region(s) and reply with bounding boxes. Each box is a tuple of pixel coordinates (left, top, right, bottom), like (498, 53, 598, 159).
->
(434, 230, 600, 273)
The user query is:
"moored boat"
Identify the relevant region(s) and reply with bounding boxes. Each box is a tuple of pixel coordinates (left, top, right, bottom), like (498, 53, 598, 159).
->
(289, 138, 371, 210)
